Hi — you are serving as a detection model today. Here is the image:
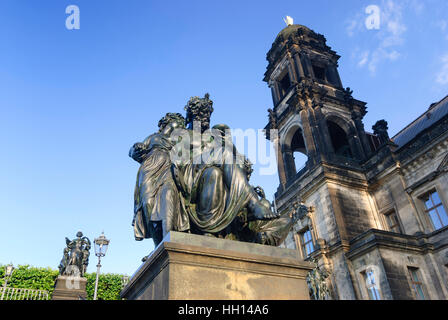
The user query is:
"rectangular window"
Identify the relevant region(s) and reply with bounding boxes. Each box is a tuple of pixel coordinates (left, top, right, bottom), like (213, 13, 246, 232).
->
(278, 72, 291, 98)
(299, 228, 315, 258)
(384, 210, 402, 233)
(362, 269, 381, 300)
(422, 190, 448, 230)
(312, 65, 326, 81)
(408, 267, 425, 300)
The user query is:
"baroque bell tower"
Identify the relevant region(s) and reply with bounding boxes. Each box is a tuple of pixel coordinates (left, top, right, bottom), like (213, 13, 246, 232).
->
(265, 21, 375, 188)
(264, 19, 383, 299)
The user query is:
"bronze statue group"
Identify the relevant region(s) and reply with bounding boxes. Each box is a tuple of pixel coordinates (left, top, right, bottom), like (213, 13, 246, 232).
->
(129, 94, 308, 259)
(58, 231, 90, 277)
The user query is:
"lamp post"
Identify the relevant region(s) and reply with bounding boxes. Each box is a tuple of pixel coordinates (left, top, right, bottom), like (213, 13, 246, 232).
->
(93, 232, 110, 300)
(1, 263, 15, 300)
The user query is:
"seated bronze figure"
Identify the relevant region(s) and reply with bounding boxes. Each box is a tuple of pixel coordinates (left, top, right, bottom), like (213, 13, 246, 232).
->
(129, 94, 304, 257)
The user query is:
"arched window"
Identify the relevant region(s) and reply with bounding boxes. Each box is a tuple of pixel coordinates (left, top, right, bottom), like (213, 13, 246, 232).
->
(283, 126, 308, 180)
(327, 120, 353, 158)
(291, 129, 307, 172)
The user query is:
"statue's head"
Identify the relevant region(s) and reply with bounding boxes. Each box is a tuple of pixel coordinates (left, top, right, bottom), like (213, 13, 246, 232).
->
(184, 93, 214, 133)
(372, 119, 390, 141)
(158, 113, 186, 134)
(243, 157, 253, 180)
(76, 231, 83, 238)
(372, 120, 388, 134)
(212, 124, 230, 136)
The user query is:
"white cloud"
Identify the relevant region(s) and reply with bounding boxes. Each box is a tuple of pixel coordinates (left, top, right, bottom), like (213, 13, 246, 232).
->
(437, 20, 447, 32)
(366, 49, 401, 73)
(345, 13, 363, 37)
(436, 20, 448, 41)
(350, 0, 408, 74)
(358, 51, 370, 67)
(436, 54, 448, 85)
(409, 0, 425, 15)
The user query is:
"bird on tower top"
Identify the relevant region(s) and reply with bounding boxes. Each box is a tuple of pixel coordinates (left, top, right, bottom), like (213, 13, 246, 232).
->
(283, 16, 294, 26)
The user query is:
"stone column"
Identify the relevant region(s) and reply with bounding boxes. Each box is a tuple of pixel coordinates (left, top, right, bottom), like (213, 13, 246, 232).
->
(273, 82, 281, 105)
(301, 54, 313, 79)
(347, 132, 363, 160)
(314, 105, 335, 159)
(282, 146, 296, 181)
(287, 52, 299, 84)
(275, 136, 287, 187)
(294, 53, 306, 79)
(353, 115, 372, 157)
(299, 108, 317, 166)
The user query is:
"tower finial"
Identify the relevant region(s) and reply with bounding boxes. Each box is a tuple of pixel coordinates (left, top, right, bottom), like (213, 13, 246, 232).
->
(283, 16, 294, 26)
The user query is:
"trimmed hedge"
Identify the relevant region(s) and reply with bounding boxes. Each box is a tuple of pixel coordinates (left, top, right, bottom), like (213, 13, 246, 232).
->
(85, 272, 124, 300)
(0, 264, 126, 300)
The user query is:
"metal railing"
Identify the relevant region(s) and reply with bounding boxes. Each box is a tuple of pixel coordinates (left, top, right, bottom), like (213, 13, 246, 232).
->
(0, 287, 50, 300)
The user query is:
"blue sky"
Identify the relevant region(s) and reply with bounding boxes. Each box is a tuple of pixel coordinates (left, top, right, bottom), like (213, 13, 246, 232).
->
(0, 0, 447, 276)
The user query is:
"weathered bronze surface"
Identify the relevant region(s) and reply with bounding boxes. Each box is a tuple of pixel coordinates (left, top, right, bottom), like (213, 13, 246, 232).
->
(306, 259, 331, 300)
(58, 231, 91, 277)
(130, 94, 302, 255)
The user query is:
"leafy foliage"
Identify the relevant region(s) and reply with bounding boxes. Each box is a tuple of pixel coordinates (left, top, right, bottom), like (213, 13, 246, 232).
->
(85, 272, 124, 300)
(0, 264, 59, 296)
(0, 264, 126, 300)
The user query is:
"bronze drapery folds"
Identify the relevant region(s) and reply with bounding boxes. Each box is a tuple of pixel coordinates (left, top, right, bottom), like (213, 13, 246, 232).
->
(129, 94, 303, 255)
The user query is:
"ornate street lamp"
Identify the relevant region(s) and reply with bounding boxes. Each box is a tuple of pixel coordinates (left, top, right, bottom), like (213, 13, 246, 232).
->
(93, 232, 110, 300)
(1, 263, 15, 300)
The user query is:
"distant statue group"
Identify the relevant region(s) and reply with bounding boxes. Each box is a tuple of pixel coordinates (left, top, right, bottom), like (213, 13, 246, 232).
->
(58, 231, 91, 277)
(129, 94, 307, 257)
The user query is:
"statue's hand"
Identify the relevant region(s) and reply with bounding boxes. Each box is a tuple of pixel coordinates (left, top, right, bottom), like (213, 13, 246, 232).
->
(290, 209, 300, 223)
(129, 143, 147, 162)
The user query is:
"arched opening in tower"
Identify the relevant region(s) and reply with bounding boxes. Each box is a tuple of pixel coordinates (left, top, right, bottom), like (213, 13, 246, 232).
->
(327, 120, 353, 158)
(291, 128, 308, 172)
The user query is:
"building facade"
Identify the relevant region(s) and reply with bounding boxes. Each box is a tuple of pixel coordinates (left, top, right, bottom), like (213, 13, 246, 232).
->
(264, 23, 448, 300)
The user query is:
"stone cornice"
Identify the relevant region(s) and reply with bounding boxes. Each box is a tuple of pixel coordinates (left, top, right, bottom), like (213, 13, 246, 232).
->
(345, 228, 448, 260)
(395, 114, 448, 162)
(276, 160, 368, 211)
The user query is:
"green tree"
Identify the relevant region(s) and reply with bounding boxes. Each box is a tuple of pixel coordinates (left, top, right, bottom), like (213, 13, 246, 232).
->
(85, 273, 124, 300)
(0, 264, 59, 297)
(0, 264, 126, 300)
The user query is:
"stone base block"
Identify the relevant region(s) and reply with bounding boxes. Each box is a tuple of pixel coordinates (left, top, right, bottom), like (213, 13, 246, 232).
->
(121, 232, 313, 300)
(52, 276, 88, 300)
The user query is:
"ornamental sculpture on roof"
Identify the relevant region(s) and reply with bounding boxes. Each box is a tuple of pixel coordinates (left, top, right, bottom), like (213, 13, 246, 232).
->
(129, 94, 305, 259)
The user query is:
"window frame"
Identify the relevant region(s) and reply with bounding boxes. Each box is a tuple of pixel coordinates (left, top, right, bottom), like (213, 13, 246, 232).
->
(360, 268, 382, 300)
(407, 267, 426, 300)
(419, 188, 448, 231)
(382, 208, 403, 234)
(312, 64, 326, 82)
(295, 226, 316, 259)
(277, 71, 292, 100)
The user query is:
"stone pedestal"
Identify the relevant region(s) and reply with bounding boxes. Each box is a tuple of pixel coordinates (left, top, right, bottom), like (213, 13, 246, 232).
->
(121, 232, 313, 300)
(52, 276, 88, 300)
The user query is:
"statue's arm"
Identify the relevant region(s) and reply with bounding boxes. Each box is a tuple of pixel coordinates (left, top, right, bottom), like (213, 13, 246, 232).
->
(133, 171, 141, 221)
(129, 142, 147, 162)
(129, 134, 155, 162)
(83, 237, 91, 249)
